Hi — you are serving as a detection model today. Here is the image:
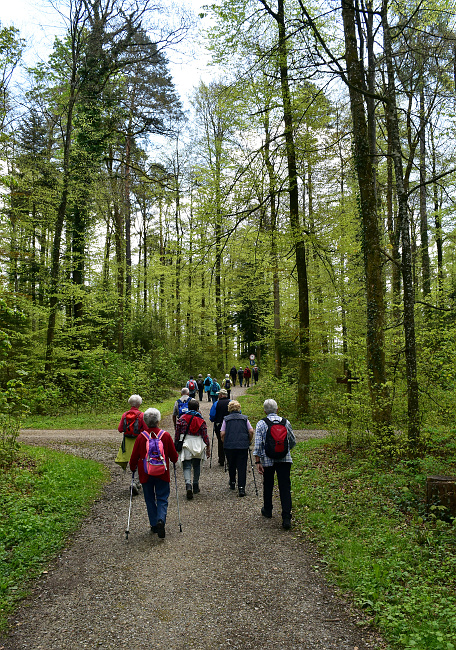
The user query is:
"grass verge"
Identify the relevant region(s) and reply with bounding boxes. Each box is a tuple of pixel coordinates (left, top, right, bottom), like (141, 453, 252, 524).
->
(0, 445, 109, 633)
(22, 396, 178, 430)
(292, 435, 456, 650)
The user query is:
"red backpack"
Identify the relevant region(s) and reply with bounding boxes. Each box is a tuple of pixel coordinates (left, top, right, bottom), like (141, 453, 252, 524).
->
(188, 379, 196, 392)
(123, 410, 141, 437)
(263, 417, 288, 459)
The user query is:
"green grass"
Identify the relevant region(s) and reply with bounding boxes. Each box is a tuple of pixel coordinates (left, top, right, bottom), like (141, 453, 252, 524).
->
(22, 396, 178, 430)
(292, 435, 456, 650)
(0, 445, 109, 632)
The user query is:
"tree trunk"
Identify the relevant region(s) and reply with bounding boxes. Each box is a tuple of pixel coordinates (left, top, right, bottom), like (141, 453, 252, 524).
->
(342, 0, 392, 436)
(419, 87, 430, 299)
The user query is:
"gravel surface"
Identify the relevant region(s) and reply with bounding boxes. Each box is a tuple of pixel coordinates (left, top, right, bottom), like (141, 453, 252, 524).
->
(1, 386, 386, 650)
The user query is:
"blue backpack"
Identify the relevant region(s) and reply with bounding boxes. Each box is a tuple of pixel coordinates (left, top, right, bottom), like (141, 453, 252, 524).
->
(177, 398, 189, 416)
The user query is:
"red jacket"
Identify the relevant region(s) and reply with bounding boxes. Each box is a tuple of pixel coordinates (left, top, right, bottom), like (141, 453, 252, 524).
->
(117, 407, 145, 435)
(243, 367, 251, 379)
(129, 427, 178, 483)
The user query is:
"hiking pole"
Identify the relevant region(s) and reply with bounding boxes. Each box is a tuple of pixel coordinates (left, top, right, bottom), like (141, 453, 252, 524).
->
(248, 448, 259, 497)
(125, 471, 135, 540)
(210, 425, 215, 468)
(173, 463, 182, 532)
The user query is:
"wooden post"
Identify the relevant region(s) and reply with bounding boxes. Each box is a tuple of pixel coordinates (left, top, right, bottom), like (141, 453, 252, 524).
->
(426, 475, 456, 518)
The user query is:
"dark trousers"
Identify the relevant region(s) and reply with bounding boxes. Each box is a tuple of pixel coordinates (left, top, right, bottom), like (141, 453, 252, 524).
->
(198, 387, 204, 401)
(231, 374, 236, 386)
(262, 462, 292, 518)
(225, 448, 248, 488)
(214, 424, 225, 465)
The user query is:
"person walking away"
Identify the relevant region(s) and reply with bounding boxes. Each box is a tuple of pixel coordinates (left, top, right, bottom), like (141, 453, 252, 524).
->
(186, 376, 197, 398)
(172, 388, 190, 430)
(224, 374, 232, 399)
(237, 366, 244, 388)
(221, 400, 254, 497)
(115, 394, 145, 494)
(175, 398, 210, 500)
(209, 377, 220, 403)
(129, 408, 178, 539)
(230, 366, 237, 387)
(209, 388, 230, 466)
(243, 366, 251, 387)
(204, 374, 212, 401)
(253, 399, 296, 529)
(253, 366, 259, 384)
(197, 374, 204, 401)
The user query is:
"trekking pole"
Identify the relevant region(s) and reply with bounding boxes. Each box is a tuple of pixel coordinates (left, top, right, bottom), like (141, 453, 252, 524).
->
(248, 448, 259, 497)
(173, 463, 183, 532)
(125, 471, 135, 540)
(210, 425, 215, 468)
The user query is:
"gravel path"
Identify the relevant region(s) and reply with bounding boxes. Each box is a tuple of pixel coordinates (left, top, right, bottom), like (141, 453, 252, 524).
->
(1, 386, 386, 650)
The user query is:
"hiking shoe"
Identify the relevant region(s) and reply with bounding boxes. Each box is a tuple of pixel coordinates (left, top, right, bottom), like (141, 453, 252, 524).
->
(193, 484, 200, 494)
(261, 507, 272, 518)
(229, 481, 236, 490)
(151, 525, 158, 534)
(156, 519, 165, 538)
(186, 485, 193, 500)
(238, 487, 246, 497)
(282, 516, 291, 530)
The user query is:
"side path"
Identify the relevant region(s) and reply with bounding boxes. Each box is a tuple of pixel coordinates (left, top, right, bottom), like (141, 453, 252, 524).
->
(4, 386, 385, 650)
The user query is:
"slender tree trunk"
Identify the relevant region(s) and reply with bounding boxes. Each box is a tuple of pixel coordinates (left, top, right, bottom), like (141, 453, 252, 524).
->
(275, 0, 310, 414)
(342, 0, 392, 435)
(430, 125, 443, 299)
(382, 4, 420, 446)
(419, 87, 430, 299)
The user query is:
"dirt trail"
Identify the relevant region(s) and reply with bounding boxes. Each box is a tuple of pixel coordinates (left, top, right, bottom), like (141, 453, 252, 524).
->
(2, 386, 385, 649)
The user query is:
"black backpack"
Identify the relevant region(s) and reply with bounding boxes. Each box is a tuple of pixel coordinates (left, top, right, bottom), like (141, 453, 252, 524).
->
(263, 417, 288, 459)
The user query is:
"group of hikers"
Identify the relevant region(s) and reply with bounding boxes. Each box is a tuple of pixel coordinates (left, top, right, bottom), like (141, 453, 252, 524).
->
(182, 366, 260, 404)
(115, 379, 295, 540)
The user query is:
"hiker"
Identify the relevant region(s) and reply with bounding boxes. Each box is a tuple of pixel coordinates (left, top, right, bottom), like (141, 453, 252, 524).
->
(224, 373, 232, 399)
(197, 373, 204, 401)
(129, 408, 178, 539)
(115, 394, 145, 494)
(230, 366, 237, 387)
(253, 399, 296, 530)
(243, 366, 251, 387)
(220, 400, 254, 497)
(186, 376, 197, 398)
(204, 374, 212, 401)
(209, 377, 221, 403)
(209, 388, 230, 465)
(237, 366, 244, 387)
(253, 366, 259, 384)
(172, 388, 190, 430)
(174, 398, 210, 500)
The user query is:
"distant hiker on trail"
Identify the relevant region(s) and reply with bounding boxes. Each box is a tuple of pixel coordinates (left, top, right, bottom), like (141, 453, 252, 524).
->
(238, 366, 244, 387)
(129, 408, 178, 540)
(253, 399, 296, 530)
(224, 374, 232, 398)
(172, 388, 190, 430)
(209, 377, 221, 403)
(209, 388, 230, 466)
(186, 376, 197, 398)
(243, 366, 251, 387)
(230, 366, 237, 387)
(221, 400, 254, 497)
(197, 374, 204, 401)
(115, 394, 145, 495)
(174, 398, 210, 500)
(253, 366, 259, 384)
(204, 374, 212, 401)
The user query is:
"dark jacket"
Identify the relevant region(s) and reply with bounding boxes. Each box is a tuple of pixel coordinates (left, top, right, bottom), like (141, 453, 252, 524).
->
(211, 397, 230, 429)
(223, 413, 250, 450)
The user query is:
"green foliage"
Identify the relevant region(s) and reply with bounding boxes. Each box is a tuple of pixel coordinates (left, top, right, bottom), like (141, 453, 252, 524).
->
(292, 436, 456, 649)
(0, 445, 108, 632)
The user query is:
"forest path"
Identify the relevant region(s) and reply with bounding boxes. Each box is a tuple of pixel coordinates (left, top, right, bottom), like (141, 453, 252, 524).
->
(2, 385, 385, 649)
